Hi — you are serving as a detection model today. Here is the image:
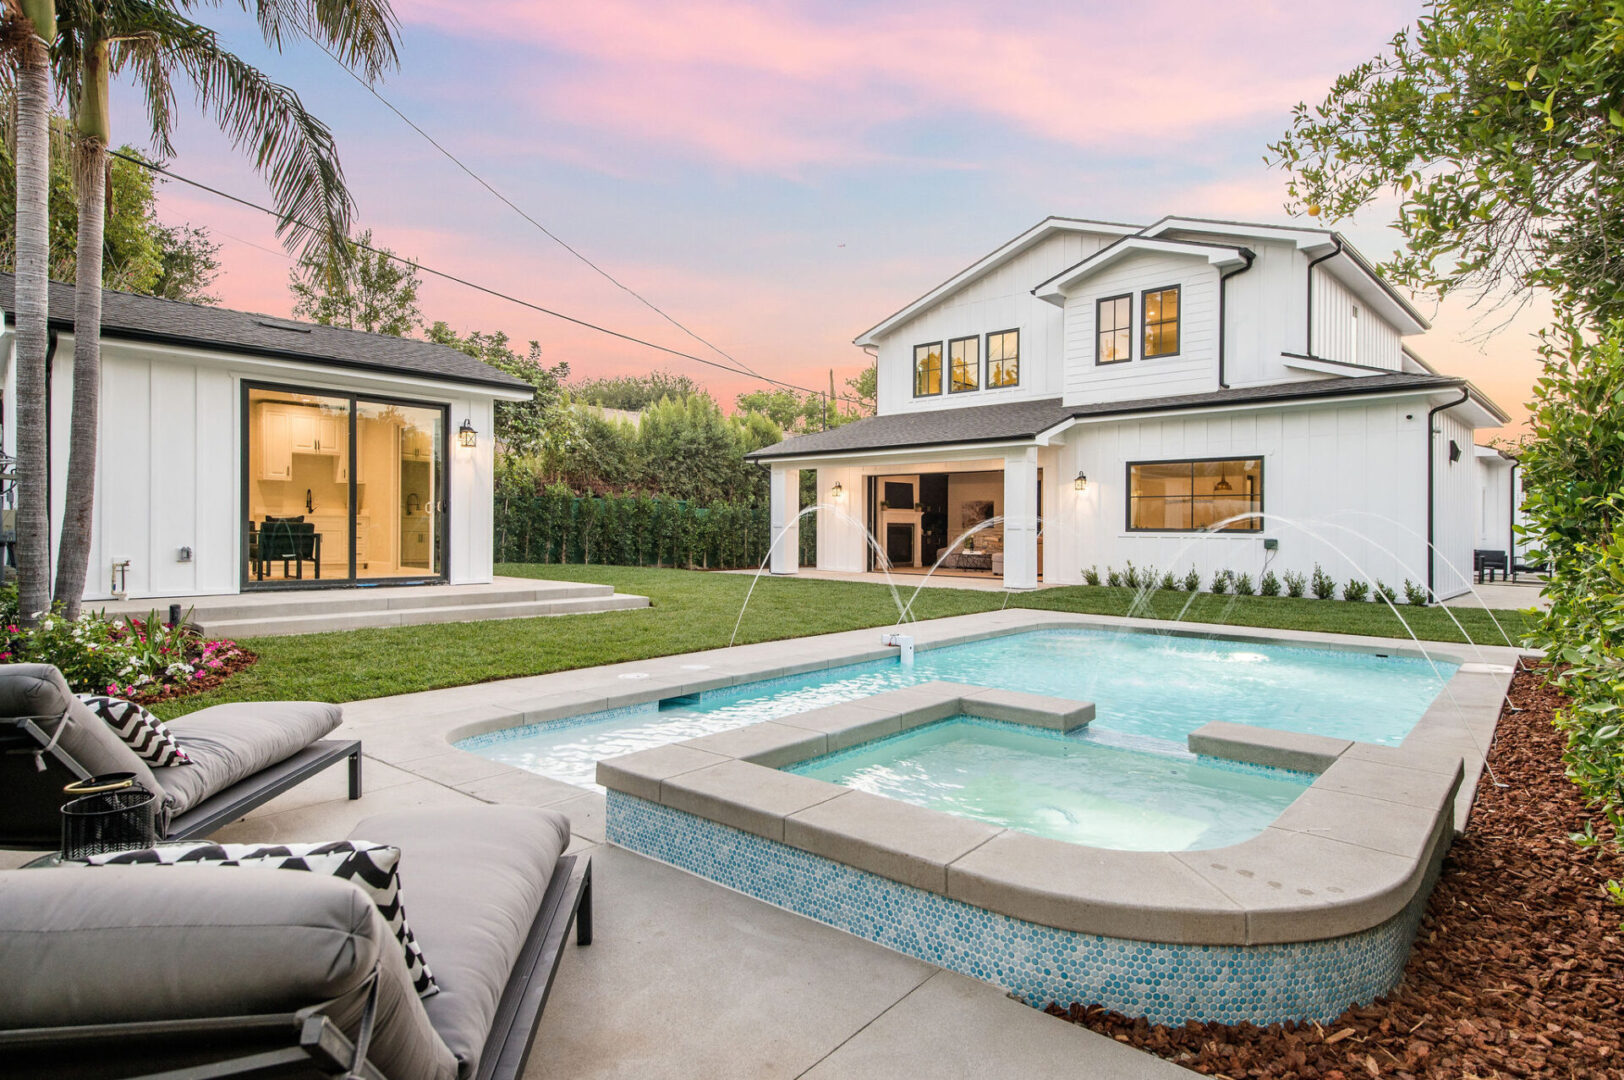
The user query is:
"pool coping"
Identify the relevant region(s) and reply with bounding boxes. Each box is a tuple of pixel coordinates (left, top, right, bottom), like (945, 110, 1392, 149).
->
(593, 680, 1469, 946)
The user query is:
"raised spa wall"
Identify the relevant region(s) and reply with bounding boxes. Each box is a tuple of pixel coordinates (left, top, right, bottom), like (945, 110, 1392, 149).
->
(593, 658, 1506, 1025)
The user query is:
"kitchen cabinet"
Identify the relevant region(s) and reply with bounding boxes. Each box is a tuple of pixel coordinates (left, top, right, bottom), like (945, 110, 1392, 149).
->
(259, 407, 293, 480)
(258, 403, 356, 481)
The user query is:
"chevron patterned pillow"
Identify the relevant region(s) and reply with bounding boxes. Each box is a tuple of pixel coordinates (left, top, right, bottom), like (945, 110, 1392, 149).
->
(75, 694, 191, 767)
(86, 840, 438, 998)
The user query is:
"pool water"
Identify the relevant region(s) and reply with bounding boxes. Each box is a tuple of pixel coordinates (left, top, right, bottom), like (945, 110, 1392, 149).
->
(459, 628, 1453, 789)
(788, 716, 1313, 851)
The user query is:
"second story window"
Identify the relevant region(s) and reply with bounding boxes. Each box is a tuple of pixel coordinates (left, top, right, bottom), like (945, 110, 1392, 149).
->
(948, 336, 979, 392)
(1142, 285, 1180, 358)
(986, 329, 1019, 387)
(914, 342, 942, 396)
(1097, 294, 1132, 365)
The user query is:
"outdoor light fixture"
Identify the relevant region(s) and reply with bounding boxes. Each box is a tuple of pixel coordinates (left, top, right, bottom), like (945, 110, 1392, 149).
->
(1073, 471, 1087, 492)
(458, 419, 478, 448)
(830, 482, 844, 499)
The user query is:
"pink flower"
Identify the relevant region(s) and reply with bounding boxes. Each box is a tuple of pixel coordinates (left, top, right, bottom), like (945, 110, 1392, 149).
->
(206, 659, 222, 669)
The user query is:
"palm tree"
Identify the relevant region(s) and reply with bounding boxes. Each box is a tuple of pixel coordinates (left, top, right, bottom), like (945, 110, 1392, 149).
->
(4, 0, 56, 624)
(48, 0, 399, 616)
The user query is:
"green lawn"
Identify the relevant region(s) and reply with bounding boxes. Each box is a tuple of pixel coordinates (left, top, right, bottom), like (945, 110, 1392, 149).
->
(153, 564, 1537, 718)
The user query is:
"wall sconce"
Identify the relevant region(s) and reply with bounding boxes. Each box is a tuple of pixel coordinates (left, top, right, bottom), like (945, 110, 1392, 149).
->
(829, 482, 844, 500)
(1073, 471, 1088, 492)
(458, 419, 478, 448)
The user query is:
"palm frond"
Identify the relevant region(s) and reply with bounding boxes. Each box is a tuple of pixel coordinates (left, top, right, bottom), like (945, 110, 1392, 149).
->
(237, 0, 398, 82)
(114, 5, 353, 262)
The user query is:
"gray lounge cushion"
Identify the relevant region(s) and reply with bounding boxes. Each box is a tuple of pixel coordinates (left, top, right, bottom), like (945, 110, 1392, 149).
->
(0, 866, 457, 1080)
(350, 805, 572, 1078)
(0, 664, 176, 843)
(158, 700, 342, 813)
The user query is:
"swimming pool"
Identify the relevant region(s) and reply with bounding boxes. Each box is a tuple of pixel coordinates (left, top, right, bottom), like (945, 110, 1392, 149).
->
(459, 628, 1454, 788)
(787, 715, 1312, 851)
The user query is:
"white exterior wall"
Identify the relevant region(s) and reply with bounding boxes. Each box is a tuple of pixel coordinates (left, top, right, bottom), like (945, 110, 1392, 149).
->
(14, 333, 506, 602)
(1430, 408, 1477, 599)
(1312, 269, 1403, 371)
(874, 229, 1118, 415)
(1474, 454, 1514, 553)
(1056, 398, 1432, 593)
(1062, 252, 1219, 404)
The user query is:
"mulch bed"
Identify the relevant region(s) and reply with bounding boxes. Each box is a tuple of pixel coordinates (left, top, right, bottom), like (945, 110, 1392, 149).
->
(1047, 664, 1624, 1078)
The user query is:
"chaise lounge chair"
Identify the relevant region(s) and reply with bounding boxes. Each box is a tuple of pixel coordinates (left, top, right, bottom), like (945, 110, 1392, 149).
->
(0, 662, 360, 849)
(0, 804, 592, 1080)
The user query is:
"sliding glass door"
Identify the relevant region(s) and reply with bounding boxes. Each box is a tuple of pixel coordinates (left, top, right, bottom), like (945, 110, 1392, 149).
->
(243, 383, 448, 588)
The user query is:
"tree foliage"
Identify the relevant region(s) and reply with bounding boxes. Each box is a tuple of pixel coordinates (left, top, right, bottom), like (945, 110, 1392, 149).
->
(571, 370, 700, 411)
(1518, 320, 1624, 903)
(1269, 0, 1624, 318)
(291, 227, 420, 335)
(0, 115, 220, 301)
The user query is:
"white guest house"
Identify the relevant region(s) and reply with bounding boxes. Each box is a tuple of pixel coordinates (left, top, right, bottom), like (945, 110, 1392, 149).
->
(2, 275, 532, 603)
(751, 216, 1513, 599)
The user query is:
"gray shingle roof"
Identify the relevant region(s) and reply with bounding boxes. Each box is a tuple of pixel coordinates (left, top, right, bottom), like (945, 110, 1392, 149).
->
(747, 372, 1465, 461)
(0, 273, 532, 392)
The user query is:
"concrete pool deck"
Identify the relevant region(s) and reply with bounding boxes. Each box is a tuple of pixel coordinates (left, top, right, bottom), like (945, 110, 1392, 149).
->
(0, 609, 1525, 1073)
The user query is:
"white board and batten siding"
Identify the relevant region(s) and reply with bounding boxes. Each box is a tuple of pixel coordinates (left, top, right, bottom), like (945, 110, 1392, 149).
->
(874, 229, 1118, 415)
(1311, 269, 1403, 372)
(1430, 408, 1477, 599)
(1062, 251, 1219, 406)
(34, 334, 500, 602)
(1050, 399, 1434, 594)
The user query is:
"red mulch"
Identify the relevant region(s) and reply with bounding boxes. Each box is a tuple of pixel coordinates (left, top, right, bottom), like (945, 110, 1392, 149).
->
(127, 647, 259, 706)
(1047, 665, 1624, 1078)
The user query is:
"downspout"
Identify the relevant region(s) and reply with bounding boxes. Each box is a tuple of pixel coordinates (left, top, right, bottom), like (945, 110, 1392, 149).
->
(1507, 458, 1519, 568)
(1216, 248, 1256, 389)
(1425, 387, 1470, 598)
(1304, 236, 1344, 357)
(44, 327, 58, 557)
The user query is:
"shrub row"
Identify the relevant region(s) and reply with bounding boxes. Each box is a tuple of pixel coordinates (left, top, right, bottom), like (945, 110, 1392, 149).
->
(495, 489, 813, 571)
(1080, 561, 1429, 604)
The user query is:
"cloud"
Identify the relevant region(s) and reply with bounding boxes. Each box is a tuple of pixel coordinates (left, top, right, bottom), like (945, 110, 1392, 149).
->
(396, 0, 1408, 171)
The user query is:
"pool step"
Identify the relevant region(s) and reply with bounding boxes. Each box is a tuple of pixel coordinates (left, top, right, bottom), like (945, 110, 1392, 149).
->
(195, 592, 650, 637)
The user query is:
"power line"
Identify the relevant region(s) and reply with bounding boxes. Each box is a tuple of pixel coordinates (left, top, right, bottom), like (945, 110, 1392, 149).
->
(313, 42, 775, 384)
(118, 149, 865, 406)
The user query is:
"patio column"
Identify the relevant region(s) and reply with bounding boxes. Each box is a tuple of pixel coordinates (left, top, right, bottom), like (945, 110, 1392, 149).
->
(769, 464, 800, 574)
(1003, 447, 1039, 590)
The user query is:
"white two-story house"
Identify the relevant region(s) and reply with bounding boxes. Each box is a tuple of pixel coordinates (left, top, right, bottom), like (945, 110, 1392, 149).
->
(749, 216, 1510, 599)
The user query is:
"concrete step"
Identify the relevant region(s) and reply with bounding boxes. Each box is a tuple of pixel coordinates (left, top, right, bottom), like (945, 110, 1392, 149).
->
(195, 593, 650, 637)
(143, 582, 617, 622)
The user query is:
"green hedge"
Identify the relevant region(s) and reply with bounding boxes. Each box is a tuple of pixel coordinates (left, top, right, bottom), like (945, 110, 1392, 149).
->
(496, 491, 816, 570)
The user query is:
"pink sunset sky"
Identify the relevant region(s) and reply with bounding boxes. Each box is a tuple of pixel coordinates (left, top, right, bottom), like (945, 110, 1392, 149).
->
(121, 0, 1543, 436)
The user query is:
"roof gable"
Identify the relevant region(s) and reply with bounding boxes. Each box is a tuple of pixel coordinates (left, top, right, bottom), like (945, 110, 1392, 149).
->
(852, 216, 1141, 346)
(1031, 236, 1253, 306)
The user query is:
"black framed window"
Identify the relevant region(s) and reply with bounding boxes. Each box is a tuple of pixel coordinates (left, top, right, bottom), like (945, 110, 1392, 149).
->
(1142, 285, 1180, 358)
(986, 329, 1019, 387)
(1096, 294, 1132, 364)
(948, 336, 979, 393)
(1127, 457, 1262, 532)
(914, 342, 942, 396)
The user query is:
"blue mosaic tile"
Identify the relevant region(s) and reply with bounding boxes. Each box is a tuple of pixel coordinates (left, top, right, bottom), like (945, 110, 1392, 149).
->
(606, 790, 1430, 1026)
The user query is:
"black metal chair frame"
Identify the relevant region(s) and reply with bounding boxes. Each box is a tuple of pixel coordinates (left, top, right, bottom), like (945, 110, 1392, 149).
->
(255, 519, 323, 582)
(0, 854, 593, 1080)
(3, 712, 361, 849)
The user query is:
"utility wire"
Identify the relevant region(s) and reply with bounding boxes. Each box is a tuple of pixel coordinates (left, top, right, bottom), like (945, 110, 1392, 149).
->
(117, 149, 864, 405)
(313, 42, 776, 383)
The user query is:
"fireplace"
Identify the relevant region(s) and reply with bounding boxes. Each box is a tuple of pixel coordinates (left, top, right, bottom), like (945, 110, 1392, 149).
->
(886, 523, 915, 567)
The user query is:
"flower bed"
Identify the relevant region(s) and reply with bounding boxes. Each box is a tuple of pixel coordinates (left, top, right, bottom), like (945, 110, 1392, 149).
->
(2, 608, 256, 704)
